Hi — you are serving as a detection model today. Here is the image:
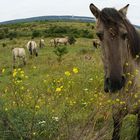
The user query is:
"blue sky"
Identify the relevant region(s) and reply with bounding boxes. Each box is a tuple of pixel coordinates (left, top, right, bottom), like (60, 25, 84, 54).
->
(0, 0, 139, 25)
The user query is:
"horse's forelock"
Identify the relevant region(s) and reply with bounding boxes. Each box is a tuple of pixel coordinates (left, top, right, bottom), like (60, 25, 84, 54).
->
(99, 8, 140, 61)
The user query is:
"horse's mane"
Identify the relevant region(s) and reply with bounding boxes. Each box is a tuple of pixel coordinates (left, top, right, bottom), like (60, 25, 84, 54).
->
(99, 8, 140, 60)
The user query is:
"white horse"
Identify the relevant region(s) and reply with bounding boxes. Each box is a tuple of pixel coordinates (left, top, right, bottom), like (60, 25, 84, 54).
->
(12, 48, 26, 68)
(39, 39, 45, 48)
(26, 41, 38, 56)
(54, 37, 69, 47)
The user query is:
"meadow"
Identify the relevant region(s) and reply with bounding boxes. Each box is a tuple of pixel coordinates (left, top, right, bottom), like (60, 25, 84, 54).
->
(0, 21, 138, 140)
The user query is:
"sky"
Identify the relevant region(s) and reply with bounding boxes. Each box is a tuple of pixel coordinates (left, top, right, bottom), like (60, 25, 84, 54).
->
(0, 0, 140, 25)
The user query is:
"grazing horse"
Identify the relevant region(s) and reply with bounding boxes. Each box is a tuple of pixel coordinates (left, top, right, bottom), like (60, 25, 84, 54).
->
(39, 39, 45, 48)
(93, 39, 100, 48)
(50, 39, 55, 47)
(12, 48, 26, 68)
(90, 3, 140, 140)
(26, 41, 38, 56)
(54, 37, 69, 47)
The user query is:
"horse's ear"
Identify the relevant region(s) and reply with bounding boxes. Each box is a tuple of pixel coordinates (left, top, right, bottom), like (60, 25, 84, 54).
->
(119, 4, 129, 16)
(89, 3, 100, 18)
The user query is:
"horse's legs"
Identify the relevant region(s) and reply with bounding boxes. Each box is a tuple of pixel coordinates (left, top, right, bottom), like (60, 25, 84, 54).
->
(137, 112, 140, 140)
(34, 49, 38, 57)
(13, 56, 16, 68)
(23, 57, 26, 65)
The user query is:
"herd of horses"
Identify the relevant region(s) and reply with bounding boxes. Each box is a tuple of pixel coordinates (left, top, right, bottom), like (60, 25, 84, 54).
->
(12, 36, 100, 68)
(11, 2, 140, 139)
(12, 36, 78, 68)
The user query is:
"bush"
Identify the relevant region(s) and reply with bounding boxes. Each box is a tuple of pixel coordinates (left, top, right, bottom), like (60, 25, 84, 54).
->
(44, 26, 93, 38)
(68, 36, 76, 45)
(32, 30, 42, 38)
(7, 31, 17, 40)
(54, 46, 68, 63)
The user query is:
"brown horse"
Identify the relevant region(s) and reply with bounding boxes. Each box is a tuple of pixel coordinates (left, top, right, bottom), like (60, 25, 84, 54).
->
(90, 3, 140, 140)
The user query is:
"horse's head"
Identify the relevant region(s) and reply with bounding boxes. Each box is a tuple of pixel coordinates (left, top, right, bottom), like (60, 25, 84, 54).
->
(90, 4, 140, 93)
(29, 42, 32, 55)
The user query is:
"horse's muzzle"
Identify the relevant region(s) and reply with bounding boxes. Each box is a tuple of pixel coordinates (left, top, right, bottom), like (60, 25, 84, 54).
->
(104, 76, 125, 93)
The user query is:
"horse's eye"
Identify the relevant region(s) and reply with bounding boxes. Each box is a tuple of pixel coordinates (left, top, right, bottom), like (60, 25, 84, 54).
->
(96, 32, 104, 41)
(121, 33, 128, 40)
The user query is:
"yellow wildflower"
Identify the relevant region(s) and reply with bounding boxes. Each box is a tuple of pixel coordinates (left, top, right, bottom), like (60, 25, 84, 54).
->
(35, 105, 40, 109)
(33, 132, 36, 135)
(18, 68, 21, 71)
(56, 87, 62, 92)
(128, 80, 132, 85)
(4, 88, 8, 93)
(2, 68, 5, 73)
(107, 99, 112, 103)
(21, 74, 24, 77)
(25, 76, 28, 79)
(21, 86, 24, 90)
(5, 108, 8, 111)
(65, 71, 71, 76)
(13, 71, 17, 77)
(116, 98, 120, 102)
(73, 67, 78, 74)
(33, 66, 37, 69)
(20, 70, 24, 74)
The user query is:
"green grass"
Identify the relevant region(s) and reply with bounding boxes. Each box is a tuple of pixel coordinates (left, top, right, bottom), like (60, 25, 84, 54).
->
(0, 21, 138, 140)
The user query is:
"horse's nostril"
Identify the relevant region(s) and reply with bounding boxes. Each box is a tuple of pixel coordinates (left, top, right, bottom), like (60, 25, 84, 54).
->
(104, 76, 125, 93)
(121, 76, 126, 86)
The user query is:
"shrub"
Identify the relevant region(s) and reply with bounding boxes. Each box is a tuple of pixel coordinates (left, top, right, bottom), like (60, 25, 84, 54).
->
(68, 36, 76, 45)
(7, 31, 17, 40)
(54, 46, 68, 63)
(32, 30, 41, 38)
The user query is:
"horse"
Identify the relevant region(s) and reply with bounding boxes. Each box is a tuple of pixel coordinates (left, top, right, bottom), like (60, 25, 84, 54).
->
(90, 3, 140, 140)
(93, 38, 100, 48)
(12, 48, 26, 68)
(39, 39, 45, 48)
(50, 39, 55, 47)
(26, 40, 38, 56)
(54, 37, 69, 47)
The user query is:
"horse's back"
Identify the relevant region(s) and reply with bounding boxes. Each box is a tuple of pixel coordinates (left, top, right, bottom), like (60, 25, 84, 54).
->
(27, 40, 37, 49)
(55, 37, 68, 45)
(12, 48, 26, 57)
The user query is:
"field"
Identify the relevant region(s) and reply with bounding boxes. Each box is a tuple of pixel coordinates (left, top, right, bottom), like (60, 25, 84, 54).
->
(0, 21, 138, 140)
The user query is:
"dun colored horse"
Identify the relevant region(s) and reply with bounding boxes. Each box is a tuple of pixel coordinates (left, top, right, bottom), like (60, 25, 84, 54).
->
(54, 37, 69, 47)
(39, 39, 45, 48)
(12, 48, 26, 68)
(50, 39, 55, 47)
(26, 40, 38, 56)
(90, 3, 140, 140)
